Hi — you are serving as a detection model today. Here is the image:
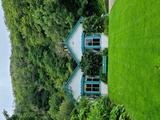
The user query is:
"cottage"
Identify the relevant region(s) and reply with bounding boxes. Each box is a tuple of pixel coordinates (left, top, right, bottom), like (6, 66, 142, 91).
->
(61, 17, 108, 103)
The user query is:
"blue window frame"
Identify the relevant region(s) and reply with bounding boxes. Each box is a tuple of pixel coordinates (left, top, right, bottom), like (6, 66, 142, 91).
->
(84, 77, 101, 95)
(85, 35, 101, 52)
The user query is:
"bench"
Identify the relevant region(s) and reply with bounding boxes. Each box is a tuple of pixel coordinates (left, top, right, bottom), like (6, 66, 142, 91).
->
(102, 56, 107, 74)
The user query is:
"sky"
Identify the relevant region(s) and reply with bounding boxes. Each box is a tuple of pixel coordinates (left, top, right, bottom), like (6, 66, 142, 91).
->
(0, 0, 14, 120)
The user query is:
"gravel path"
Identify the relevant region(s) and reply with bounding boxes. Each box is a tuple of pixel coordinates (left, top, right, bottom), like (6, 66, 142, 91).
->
(109, 0, 115, 13)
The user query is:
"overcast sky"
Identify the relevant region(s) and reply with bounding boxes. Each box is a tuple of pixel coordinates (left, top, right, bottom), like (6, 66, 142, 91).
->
(0, 0, 14, 120)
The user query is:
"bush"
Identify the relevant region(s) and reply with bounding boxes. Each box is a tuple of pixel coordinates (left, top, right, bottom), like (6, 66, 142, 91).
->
(70, 96, 130, 120)
(102, 48, 108, 56)
(80, 52, 102, 76)
(48, 93, 64, 119)
(100, 67, 108, 83)
(83, 15, 105, 34)
(103, 16, 109, 35)
(110, 105, 130, 120)
(56, 98, 74, 120)
(70, 96, 114, 120)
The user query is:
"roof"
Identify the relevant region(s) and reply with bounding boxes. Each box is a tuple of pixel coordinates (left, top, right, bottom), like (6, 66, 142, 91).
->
(64, 16, 84, 65)
(64, 66, 80, 103)
(63, 17, 84, 103)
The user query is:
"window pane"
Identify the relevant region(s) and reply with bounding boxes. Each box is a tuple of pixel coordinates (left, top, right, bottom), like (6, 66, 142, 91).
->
(93, 84, 99, 87)
(93, 87, 99, 91)
(93, 84, 99, 91)
(93, 78, 99, 81)
(86, 88, 91, 91)
(86, 39, 93, 46)
(87, 78, 92, 81)
(85, 84, 100, 92)
(93, 39, 100, 46)
(86, 84, 91, 87)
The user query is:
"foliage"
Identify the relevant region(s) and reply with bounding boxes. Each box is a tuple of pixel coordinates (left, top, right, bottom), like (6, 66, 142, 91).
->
(3, 109, 9, 120)
(71, 96, 114, 120)
(102, 47, 108, 56)
(1, 0, 109, 119)
(110, 105, 130, 120)
(83, 15, 105, 34)
(48, 93, 64, 119)
(99, 67, 108, 83)
(97, 0, 109, 14)
(71, 96, 130, 120)
(104, 17, 109, 35)
(80, 52, 102, 76)
(100, 48, 108, 83)
(56, 98, 74, 120)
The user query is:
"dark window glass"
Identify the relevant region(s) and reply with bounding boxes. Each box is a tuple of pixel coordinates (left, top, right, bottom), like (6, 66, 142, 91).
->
(93, 39, 100, 46)
(86, 88, 92, 91)
(87, 78, 92, 81)
(93, 78, 99, 81)
(86, 84, 91, 87)
(93, 87, 99, 91)
(93, 84, 99, 87)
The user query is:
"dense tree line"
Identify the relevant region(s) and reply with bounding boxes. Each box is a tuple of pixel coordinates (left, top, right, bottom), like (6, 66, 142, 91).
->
(2, 0, 108, 119)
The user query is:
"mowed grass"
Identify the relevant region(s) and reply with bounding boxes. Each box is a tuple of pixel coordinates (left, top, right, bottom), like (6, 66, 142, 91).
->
(108, 0, 160, 119)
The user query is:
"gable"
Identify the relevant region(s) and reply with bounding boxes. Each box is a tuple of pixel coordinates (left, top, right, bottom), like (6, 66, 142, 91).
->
(65, 17, 84, 64)
(63, 17, 108, 103)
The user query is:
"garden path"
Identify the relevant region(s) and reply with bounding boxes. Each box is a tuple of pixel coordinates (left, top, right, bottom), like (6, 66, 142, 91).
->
(109, 0, 115, 13)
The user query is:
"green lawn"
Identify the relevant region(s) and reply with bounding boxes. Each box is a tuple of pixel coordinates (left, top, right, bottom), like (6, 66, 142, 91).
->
(108, 0, 160, 119)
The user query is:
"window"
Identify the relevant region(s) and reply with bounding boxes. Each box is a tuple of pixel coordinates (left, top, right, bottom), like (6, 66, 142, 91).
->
(85, 38, 100, 46)
(86, 78, 100, 81)
(85, 33, 101, 36)
(85, 84, 100, 92)
(84, 77, 100, 92)
(85, 37, 101, 52)
(86, 48, 100, 52)
(86, 94, 100, 100)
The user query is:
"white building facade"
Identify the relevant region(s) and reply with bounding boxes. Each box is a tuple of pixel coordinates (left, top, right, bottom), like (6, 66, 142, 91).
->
(63, 17, 108, 103)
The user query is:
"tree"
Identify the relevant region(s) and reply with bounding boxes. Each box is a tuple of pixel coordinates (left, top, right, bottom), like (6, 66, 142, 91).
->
(48, 93, 64, 119)
(80, 52, 102, 76)
(56, 98, 74, 120)
(3, 109, 9, 119)
(1, 0, 107, 118)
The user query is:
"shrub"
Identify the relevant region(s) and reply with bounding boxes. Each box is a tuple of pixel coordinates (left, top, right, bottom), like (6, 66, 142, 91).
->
(100, 67, 108, 83)
(104, 17, 109, 35)
(83, 15, 105, 34)
(56, 98, 74, 120)
(110, 105, 130, 120)
(48, 93, 64, 119)
(80, 52, 102, 76)
(71, 96, 114, 120)
(102, 48, 108, 56)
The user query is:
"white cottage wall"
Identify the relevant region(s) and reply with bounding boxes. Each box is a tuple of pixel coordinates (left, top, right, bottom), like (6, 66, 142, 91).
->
(68, 24, 83, 61)
(68, 68, 83, 100)
(101, 33, 108, 50)
(66, 20, 108, 101)
(100, 81, 108, 96)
